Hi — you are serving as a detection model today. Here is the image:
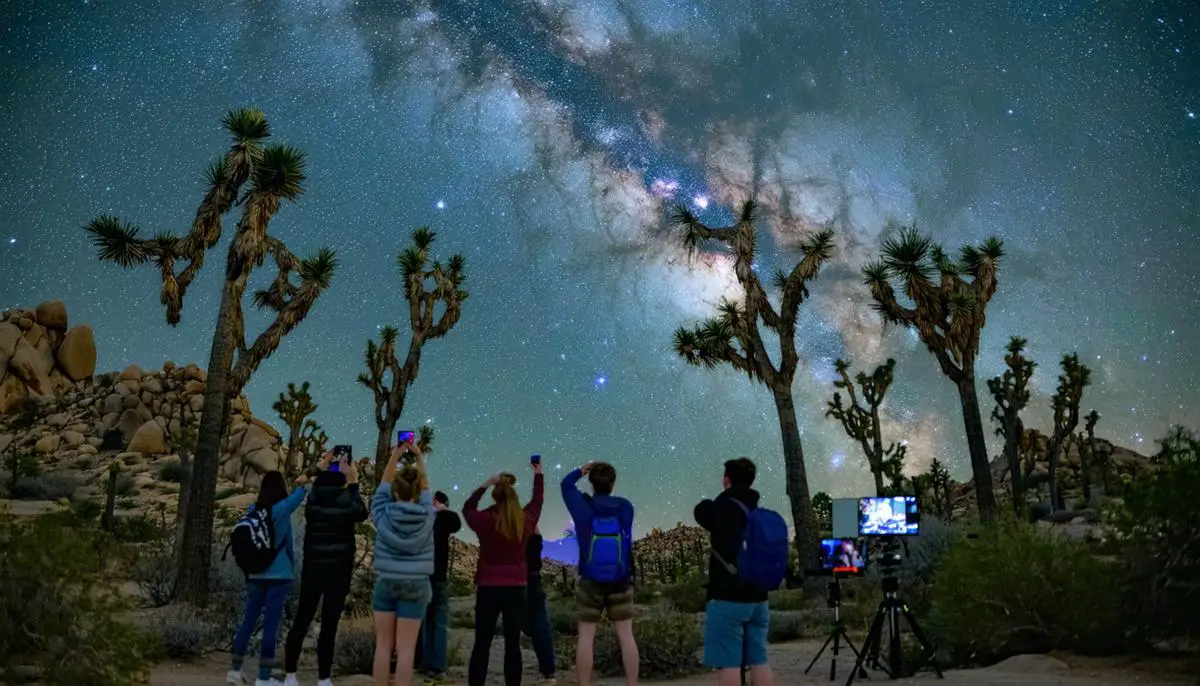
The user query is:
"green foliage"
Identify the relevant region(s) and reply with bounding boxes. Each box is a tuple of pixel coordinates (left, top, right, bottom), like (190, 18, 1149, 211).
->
(333, 625, 375, 676)
(812, 491, 832, 534)
(659, 572, 707, 613)
(343, 565, 376, 619)
(71, 498, 104, 522)
(1110, 425, 1200, 643)
(112, 513, 164, 543)
(767, 588, 808, 611)
(115, 472, 138, 496)
(767, 611, 809, 643)
(11, 473, 78, 500)
(153, 608, 221, 660)
(926, 516, 1127, 666)
(555, 611, 703, 679)
(0, 513, 152, 685)
(547, 596, 577, 636)
(131, 537, 177, 608)
(157, 459, 190, 483)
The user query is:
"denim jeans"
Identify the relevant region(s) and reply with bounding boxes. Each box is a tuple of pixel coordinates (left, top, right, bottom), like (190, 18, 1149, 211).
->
(419, 581, 450, 674)
(232, 580, 294, 680)
(524, 573, 556, 676)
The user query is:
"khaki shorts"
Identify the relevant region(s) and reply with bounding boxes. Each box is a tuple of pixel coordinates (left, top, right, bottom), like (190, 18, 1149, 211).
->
(576, 578, 634, 623)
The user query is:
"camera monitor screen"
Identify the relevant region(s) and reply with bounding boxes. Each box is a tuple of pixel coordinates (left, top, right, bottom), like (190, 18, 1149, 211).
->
(858, 496, 920, 536)
(819, 538, 868, 575)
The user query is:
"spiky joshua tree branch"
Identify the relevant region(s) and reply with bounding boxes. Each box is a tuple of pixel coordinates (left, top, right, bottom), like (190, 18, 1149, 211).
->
(273, 381, 318, 477)
(988, 336, 1037, 515)
(358, 227, 466, 482)
(826, 358, 907, 496)
(85, 108, 339, 606)
(1046, 353, 1091, 511)
(863, 226, 1004, 520)
(670, 199, 834, 573)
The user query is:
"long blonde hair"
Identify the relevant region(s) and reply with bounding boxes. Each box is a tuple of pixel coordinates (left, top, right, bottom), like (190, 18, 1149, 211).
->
(392, 463, 422, 503)
(492, 472, 524, 541)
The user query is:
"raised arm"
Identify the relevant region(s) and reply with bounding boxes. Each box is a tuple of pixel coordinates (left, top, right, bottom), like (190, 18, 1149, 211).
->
(524, 471, 545, 530)
(346, 459, 368, 523)
(277, 484, 308, 517)
(561, 463, 591, 523)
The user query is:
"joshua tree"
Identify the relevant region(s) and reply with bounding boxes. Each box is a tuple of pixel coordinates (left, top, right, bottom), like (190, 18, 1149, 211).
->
(273, 381, 318, 476)
(166, 424, 198, 547)
(988, 336, 1037, 515)
(863, 227, 1004, 520)
(671, 200, 835, 571)
(298, 419, 329, 470)
(85, 108, 339, 605)
(102, 460, 121, 531)
(826, 358, 907, 496)
(1046, 354, 1091, 511)
(358, 228, 467, 482)
(812, 491, 833, 534)
(1083, 410, 1104, 493)
(926, 459, 954, 520)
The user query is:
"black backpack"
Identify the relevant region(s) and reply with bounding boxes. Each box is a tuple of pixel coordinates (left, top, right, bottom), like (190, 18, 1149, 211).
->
(224, 506, 279, 576)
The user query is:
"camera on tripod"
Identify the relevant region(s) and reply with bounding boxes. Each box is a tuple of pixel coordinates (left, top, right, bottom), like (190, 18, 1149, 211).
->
(804, 496, 942, 685)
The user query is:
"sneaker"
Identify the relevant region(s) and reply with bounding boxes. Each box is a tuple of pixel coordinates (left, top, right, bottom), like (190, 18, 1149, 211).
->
(226, 671, 247, 685)
(283, 675, 300, 686)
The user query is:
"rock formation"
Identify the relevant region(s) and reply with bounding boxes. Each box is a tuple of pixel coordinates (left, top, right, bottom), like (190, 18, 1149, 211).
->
(0, 301, 286, 505)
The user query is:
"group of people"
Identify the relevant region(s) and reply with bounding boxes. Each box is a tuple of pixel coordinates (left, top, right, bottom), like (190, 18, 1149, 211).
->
(223, 433, 780, 686)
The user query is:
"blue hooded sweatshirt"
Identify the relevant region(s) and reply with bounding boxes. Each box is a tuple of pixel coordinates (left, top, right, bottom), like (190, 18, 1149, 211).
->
(372, 483, 436, 581)
(248, 485, 308, 581)
(561, 468, 635, 584)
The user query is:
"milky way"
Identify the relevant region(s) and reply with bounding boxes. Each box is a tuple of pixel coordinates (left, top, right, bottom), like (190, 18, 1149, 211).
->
(1, 0, 1197, 537)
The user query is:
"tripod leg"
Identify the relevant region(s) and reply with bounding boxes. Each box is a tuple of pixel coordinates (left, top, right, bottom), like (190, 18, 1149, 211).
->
(845, 603, 886, 686)
(900, 606, 944, 678)
(887, 602, 904, 679)
(829, 626, 841, 681)
(805, 631, 837, 675)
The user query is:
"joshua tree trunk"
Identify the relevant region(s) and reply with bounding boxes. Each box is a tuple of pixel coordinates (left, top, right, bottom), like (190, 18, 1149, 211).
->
(373, 424, 396, 483)
(775, 387, 818, 572)
(1003, 417, 1024, 514)
(956, 374, 998, 518)
(175, 285, 237, 606)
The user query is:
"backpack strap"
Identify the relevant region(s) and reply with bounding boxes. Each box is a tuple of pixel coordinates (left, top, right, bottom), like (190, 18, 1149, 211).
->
(708, 499, 752, 574)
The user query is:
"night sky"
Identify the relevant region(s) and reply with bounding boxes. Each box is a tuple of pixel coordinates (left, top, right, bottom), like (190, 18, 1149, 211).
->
(1, 1, 1197, 538)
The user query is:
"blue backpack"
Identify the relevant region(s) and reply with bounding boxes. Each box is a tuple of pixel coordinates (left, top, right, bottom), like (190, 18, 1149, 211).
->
(583, 514, 629, 583)
(714, 500, 790, 590)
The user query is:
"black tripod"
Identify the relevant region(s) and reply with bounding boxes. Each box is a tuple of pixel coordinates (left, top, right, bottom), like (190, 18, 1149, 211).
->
(805, 575, 866, 681)
(845, 546, 943, 685)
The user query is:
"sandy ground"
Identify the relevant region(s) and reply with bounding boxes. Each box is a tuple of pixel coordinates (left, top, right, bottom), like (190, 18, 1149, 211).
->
(149, 641, 1198, 686)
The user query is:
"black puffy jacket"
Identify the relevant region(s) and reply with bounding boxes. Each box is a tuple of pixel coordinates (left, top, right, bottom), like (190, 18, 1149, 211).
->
(694, 486, 768, 604)
(302, 472, 368, 570)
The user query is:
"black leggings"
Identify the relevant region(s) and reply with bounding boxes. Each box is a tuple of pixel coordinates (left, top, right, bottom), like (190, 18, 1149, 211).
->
(283, 565, 351, 679)
(468, 585, 527, 686)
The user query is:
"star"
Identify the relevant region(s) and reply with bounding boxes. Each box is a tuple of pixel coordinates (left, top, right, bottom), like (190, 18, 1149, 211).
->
(435, 199, 445, 209)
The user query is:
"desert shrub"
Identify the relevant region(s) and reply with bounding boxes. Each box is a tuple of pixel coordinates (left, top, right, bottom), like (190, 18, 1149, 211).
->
(926, 516, 1127, 666)
(333, 625, 374, 676)
(659, 573, 707, 613)
(768, 588, 808, 611)
(1110, 426, 1200, 644)
(115, 472, 138, 496)
(450, 608, 475, 629)
(158, 459, 190, 483)
(556, 611, 702, 678)
(864, 515, 958, 615)
(446, 576, 474, 597)
(547, 596, 577, 635)
(117, 496, 139, 510)
(113, 513, 163, 543)
(0, 513, 151, 684)
(72, 498, 104, 522)
(131, 537, 178, 607)
(7, 453, 41, 480)
(767, 610, 808, 643)
(343, 564, 377, 618)
(11, 473, 78, 501)
(155, 608, 221, 660)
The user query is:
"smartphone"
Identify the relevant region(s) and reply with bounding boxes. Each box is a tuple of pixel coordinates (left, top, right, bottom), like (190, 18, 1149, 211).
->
(330, 445, 351, 472)
(397, 430, 415, 444)
(530, 453, 541, 465)
(328, 462, 340, 473)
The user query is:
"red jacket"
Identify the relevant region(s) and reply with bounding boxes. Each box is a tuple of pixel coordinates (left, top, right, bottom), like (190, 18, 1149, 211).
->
(463, 473, 544, 586)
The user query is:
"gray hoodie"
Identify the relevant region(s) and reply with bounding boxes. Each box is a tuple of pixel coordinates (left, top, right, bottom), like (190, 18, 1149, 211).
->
(372, 482, 435, 580)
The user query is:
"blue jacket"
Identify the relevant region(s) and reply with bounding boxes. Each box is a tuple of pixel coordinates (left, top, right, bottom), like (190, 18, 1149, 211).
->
(248, 485, 308, 581)
(561, 468, 635, 583)
(372, 483, 436, 581)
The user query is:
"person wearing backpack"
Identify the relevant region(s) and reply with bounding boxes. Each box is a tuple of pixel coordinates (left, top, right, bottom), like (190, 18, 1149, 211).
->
(371, 440, 436, 686)
(462, 461, 544, 686)
(282, 453, 368, 686)
(694, 457, 788, 686)
(561, 462, 638, 686)
(227, 470, 309, 686)
(522, 526, 557, 684)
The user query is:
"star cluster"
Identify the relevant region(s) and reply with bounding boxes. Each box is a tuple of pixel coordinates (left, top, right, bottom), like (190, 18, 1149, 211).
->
(0, 0, 1196, 537)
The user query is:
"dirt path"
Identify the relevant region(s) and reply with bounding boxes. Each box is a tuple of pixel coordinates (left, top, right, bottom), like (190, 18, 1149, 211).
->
(150, 643, 1195, 685)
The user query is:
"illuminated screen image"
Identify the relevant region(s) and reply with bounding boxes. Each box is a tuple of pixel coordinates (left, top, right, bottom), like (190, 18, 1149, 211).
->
(858, 496, 920, 536)
(819, 538, 868, 574)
